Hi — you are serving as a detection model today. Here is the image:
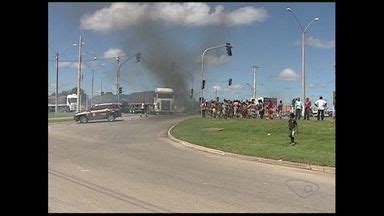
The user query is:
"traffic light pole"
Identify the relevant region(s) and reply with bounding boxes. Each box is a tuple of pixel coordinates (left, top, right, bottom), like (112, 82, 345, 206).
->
(200, 43, 231, 117)
(115, 53, 141, 105)
(115, 57, 120, 104)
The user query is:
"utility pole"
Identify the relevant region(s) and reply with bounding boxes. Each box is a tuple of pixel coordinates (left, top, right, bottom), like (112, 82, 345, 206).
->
(76, 35, 83, 112)
(90, 56, 96, 107)
(252, 66, 258, 100)
(55, 52, 59, 113)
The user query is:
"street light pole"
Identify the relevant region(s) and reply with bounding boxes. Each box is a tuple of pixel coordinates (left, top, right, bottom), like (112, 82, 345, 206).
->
(55, 52, 59, 113)
(286, 7, 319, 112)
(91, 68, 94, 107)
(252, 66, 258, 100)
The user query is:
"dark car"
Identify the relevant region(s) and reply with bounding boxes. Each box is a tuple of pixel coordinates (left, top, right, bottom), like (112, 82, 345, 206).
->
(74, 103, 122, 123)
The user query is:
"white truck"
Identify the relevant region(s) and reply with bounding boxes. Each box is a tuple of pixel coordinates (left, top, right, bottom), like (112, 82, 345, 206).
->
(66, 94, 78, 111)
(152, 88, 174, 114)
(48, 94, 78, 112)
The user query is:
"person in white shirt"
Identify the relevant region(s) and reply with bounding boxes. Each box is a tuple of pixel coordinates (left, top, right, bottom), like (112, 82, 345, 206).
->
(315, 96, 327, 121)
(140, 101, 147, 117)
(294, 98, 303, 120)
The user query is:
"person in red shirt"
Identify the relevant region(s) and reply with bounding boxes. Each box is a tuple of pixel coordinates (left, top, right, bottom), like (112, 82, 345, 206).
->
(266, 100, 274, 119)
(304, 98, 311, 120)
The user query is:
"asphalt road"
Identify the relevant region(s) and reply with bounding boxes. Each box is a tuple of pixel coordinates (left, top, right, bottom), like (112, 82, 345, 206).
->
(48, 114, 335, 213)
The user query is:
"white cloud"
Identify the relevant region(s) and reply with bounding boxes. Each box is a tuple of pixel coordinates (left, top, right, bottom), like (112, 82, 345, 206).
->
(295, 37, 335, 49)
(204, 54, 229, 65)
(80, 3, 269, 31)
(103, 48, 126, 58)
(58, 62, 78, 69)
(224, 84, 243, 93)
(277, 68, 299, 81)
(306, 37, 335, 49)
(309, 82, 328, 88)
(226, 6, 268, 26)
(211, 85, 221, 92)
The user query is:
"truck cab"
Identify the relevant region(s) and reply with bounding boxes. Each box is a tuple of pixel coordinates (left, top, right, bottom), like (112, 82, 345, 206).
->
(153, 88, 174, 114)
(66, 94, 78, 112)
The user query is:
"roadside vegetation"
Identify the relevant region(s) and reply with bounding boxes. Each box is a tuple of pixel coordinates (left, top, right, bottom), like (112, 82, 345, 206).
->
(170, 117, 335, 166)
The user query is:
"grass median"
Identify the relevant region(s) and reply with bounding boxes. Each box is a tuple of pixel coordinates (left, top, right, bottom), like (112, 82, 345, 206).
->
(170, 117, 335, 167)
(48, 112, 75, 123)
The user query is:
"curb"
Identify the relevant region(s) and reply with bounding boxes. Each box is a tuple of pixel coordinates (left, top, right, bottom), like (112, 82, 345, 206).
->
(167, 123, 335, 174)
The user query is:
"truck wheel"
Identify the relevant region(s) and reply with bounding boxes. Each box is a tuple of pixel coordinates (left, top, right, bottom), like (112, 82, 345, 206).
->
(79, 116, 88, 123)
(108, 114, 115, 121)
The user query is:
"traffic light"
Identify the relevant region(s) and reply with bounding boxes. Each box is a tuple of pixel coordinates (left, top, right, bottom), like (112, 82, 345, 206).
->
(190, 88, 194, 99)
(101, 91, 104, 95)
(216, 97, 219, 102)
(201, 80, 206, 89)
(135, 52, 141, 63)
(228, 78, 232, 86)
(119, 87, 122, 94)
(225, 42, 232, 56)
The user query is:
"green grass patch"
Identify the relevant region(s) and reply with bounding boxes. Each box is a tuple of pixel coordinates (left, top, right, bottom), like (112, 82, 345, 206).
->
(48, 117, 74, 123)
(171, 117, 335, 167)
(48, 112, 75, 118)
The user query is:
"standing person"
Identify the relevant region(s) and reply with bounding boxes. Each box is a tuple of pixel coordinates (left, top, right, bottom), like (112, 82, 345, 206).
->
(291, 97, 297, 113)
(200, 100, 207, 118)
(294, 98, 303, 120)
(257, 99, 265, 119)
(304, 98, 311, 120)
(277, 100, 283, 119)
(315, 96, 327, 121)
(211, 101, 217, 118)
(140, 101, 147, 117)
(333, 104, 336, 121)
(266, 100, 274, 119)
(288, 113, 298, 146)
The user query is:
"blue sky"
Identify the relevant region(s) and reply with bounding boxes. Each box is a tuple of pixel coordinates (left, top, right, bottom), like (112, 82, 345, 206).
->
(48, 2, 335, 106)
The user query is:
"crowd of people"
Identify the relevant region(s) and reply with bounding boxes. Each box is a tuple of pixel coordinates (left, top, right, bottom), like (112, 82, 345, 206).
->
(200, 98, 286, 120)
(199, 96, 331, 121)
(291, 96, 329, 121)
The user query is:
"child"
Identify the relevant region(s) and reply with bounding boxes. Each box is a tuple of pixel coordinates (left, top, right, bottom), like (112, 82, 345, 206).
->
(288, 113, 298, 146)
